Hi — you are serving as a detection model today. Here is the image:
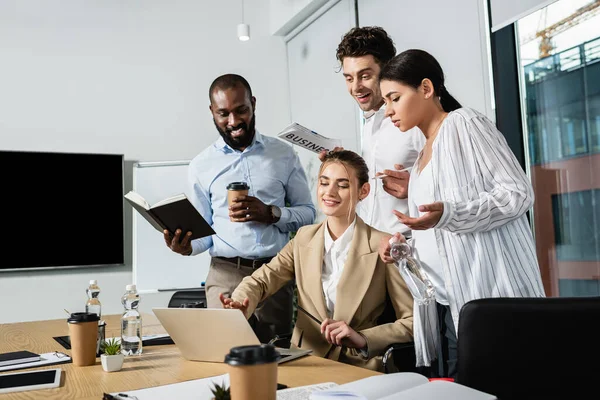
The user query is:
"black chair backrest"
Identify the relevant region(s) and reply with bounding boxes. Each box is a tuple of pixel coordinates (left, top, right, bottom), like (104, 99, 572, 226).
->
(167, 289, 207, 308)
(456, 296, 600, 400)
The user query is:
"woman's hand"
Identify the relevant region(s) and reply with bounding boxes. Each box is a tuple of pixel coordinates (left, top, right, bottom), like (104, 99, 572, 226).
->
(219, 293, 249, 314)
(380, 164, 411, 199)
(393, 202, 444, 230)
(320, 318, 366, 349)
(379, 232, 405, 263)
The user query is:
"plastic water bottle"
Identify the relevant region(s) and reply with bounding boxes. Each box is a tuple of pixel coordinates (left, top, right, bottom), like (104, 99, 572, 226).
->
(121, 284, 143, 356)
(85, 280, 101, 319)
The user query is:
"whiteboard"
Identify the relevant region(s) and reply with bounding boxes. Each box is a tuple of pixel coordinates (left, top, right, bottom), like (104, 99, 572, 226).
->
(132, 161, 211, 293)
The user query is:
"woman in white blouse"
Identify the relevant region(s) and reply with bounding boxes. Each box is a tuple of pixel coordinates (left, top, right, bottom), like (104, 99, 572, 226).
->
(221, 150, 414, 371)
(377, 49, 545, 378)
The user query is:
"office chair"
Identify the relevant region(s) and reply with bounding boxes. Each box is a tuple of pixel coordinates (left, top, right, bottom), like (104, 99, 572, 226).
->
(456, 296, 600, 400)
(167, 288, 207, 308)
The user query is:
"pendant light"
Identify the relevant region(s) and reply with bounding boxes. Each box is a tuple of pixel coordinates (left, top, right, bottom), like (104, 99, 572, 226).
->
(237, 0, 250, 41)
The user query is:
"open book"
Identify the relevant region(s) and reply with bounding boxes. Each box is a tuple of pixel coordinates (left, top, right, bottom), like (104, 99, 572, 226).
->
(277, 122, 342, 154)
(292, 373, 497, 400)
(124, 191, 215, 241)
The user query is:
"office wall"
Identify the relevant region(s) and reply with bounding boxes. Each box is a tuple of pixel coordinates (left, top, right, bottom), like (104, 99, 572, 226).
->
(358, 0, 495, 120)
(286, 0, 359, 224)
(0, 0, 290, 323)
(269, 0, 331, 35)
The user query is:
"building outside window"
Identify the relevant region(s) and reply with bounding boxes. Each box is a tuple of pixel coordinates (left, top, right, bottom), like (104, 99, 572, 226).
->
(517, 0, 600, 296)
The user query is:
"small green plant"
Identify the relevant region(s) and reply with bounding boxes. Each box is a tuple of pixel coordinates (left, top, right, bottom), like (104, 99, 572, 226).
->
(210, 381, 230, 400)
(101, 338, 121, 356)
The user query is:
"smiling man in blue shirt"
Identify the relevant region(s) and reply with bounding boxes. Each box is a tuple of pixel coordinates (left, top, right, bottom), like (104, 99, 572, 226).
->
(165, 74, 316, 344)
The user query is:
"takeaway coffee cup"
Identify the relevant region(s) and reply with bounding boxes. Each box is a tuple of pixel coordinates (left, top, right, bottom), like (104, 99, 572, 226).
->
(67, 312, 100, 366)
(227, 182, 249, 220)
(224, 344, 281, 400)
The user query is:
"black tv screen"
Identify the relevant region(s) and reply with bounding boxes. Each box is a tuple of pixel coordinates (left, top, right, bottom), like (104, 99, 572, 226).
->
(0, 150, 124, 270)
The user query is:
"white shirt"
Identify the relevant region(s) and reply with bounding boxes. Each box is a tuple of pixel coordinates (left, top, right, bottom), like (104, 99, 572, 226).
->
(322, 218, 356, 316)
(408, 162, 448, 304)
(423, 108, 545, 332)
(358, 107, 424, 235)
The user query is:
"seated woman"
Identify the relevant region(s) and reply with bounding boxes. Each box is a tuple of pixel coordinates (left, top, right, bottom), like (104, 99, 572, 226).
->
(220, 150, 414, 371)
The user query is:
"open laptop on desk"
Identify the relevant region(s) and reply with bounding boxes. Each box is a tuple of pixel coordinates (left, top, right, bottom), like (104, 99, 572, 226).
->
(152, 307, 312, 364)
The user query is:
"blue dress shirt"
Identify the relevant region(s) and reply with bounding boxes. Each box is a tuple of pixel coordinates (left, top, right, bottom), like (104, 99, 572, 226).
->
(187, 131, 316, 259)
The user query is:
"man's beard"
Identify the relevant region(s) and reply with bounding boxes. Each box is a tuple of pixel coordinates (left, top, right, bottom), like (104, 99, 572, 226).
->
(214, 115, 257, 150)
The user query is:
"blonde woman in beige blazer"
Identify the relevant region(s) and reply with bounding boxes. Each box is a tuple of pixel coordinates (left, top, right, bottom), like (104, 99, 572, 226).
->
(221, 150, 414, 371)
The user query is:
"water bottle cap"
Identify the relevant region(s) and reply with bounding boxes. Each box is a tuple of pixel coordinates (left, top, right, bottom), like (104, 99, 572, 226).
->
(126, 284, 136, 291)
(89, 279, 97, 285)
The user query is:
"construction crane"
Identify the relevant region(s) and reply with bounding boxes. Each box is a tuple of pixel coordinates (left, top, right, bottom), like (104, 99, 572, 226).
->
(521, 0, 600, 58)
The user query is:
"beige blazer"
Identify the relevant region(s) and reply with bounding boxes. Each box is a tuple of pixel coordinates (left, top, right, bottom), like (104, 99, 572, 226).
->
(232, 216, 414, 371)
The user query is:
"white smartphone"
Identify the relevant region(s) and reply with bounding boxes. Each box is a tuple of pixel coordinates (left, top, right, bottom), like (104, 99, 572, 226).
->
(0, 368, 61, 394)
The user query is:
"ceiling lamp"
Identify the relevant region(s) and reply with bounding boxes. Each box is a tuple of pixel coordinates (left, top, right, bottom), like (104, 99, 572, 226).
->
(238, 0, 250, 41)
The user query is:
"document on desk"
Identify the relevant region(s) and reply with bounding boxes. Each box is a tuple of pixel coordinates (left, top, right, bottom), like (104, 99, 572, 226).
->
(116, 376, 336, 400)
(0, 352, 71, 372)
(114, 373, 230, 400)
(116, 372, 496, 400)
(277, 382, 338, 399)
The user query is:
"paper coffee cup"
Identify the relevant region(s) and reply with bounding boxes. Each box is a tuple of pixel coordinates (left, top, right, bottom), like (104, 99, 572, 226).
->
(227, 182, 249, 221)
(68, 312, 100, 366)
(224, 344, 281, 400)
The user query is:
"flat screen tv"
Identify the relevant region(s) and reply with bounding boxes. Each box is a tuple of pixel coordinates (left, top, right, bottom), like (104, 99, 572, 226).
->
(0, 150, 124, 271)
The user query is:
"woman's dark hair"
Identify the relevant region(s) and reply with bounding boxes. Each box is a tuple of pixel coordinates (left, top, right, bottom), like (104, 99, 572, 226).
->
(320, 150, 369, 188)
(379, 49, 462, 112)
(336, 26, 396, 68)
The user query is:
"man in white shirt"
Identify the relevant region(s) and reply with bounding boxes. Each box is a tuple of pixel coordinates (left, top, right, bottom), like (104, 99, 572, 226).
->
(321, 26, 424, 236)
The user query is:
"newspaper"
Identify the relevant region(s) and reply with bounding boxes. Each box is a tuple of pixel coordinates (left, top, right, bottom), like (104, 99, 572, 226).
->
(278, 123, 342, 154)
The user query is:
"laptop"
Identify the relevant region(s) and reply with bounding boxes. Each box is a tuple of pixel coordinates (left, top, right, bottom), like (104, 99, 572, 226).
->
(152, 307, 312, 364)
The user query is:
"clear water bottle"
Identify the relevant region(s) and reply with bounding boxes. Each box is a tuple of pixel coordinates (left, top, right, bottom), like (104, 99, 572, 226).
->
(85, 280, 101, 319)
(390, 240, 435, 303)
(121, 284, 143, 356)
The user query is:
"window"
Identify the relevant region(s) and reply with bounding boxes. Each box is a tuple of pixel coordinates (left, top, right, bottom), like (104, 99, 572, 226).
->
(552, 190, 600, 262)
(516, 0, 600, 296)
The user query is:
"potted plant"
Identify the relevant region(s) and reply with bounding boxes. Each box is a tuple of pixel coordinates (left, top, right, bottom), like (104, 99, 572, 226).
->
(210, 381, 230, 400)
(100, 338, 124, 372)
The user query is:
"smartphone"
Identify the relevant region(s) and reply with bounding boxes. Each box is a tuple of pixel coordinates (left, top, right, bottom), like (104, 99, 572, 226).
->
(0, 368, 61, 394)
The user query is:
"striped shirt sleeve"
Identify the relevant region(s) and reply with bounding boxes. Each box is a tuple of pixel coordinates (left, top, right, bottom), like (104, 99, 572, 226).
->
(436, 112, 534, 234)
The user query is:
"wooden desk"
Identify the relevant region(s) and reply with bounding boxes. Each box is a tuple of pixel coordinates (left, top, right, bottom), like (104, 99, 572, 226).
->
(0, 314, 380, 399)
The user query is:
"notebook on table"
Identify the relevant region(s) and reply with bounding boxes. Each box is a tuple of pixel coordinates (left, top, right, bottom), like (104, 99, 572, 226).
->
(152, 307, 312, 364)
(0, 351, 40, 367)
(0, 351, 71, 373)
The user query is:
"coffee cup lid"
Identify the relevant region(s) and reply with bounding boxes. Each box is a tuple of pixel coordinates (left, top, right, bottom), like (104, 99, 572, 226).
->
(224, 344, 281, 366)
(67, 312, 100, 323)
(227, 182, 249, 191)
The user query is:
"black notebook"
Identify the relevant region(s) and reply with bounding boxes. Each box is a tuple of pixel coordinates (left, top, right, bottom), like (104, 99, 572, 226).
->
(124, 191, 215, 241)
(0, 351, 41, 367)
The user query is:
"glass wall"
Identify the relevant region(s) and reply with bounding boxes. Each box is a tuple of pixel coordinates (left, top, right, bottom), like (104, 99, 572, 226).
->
(517, 0, 600, 296)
